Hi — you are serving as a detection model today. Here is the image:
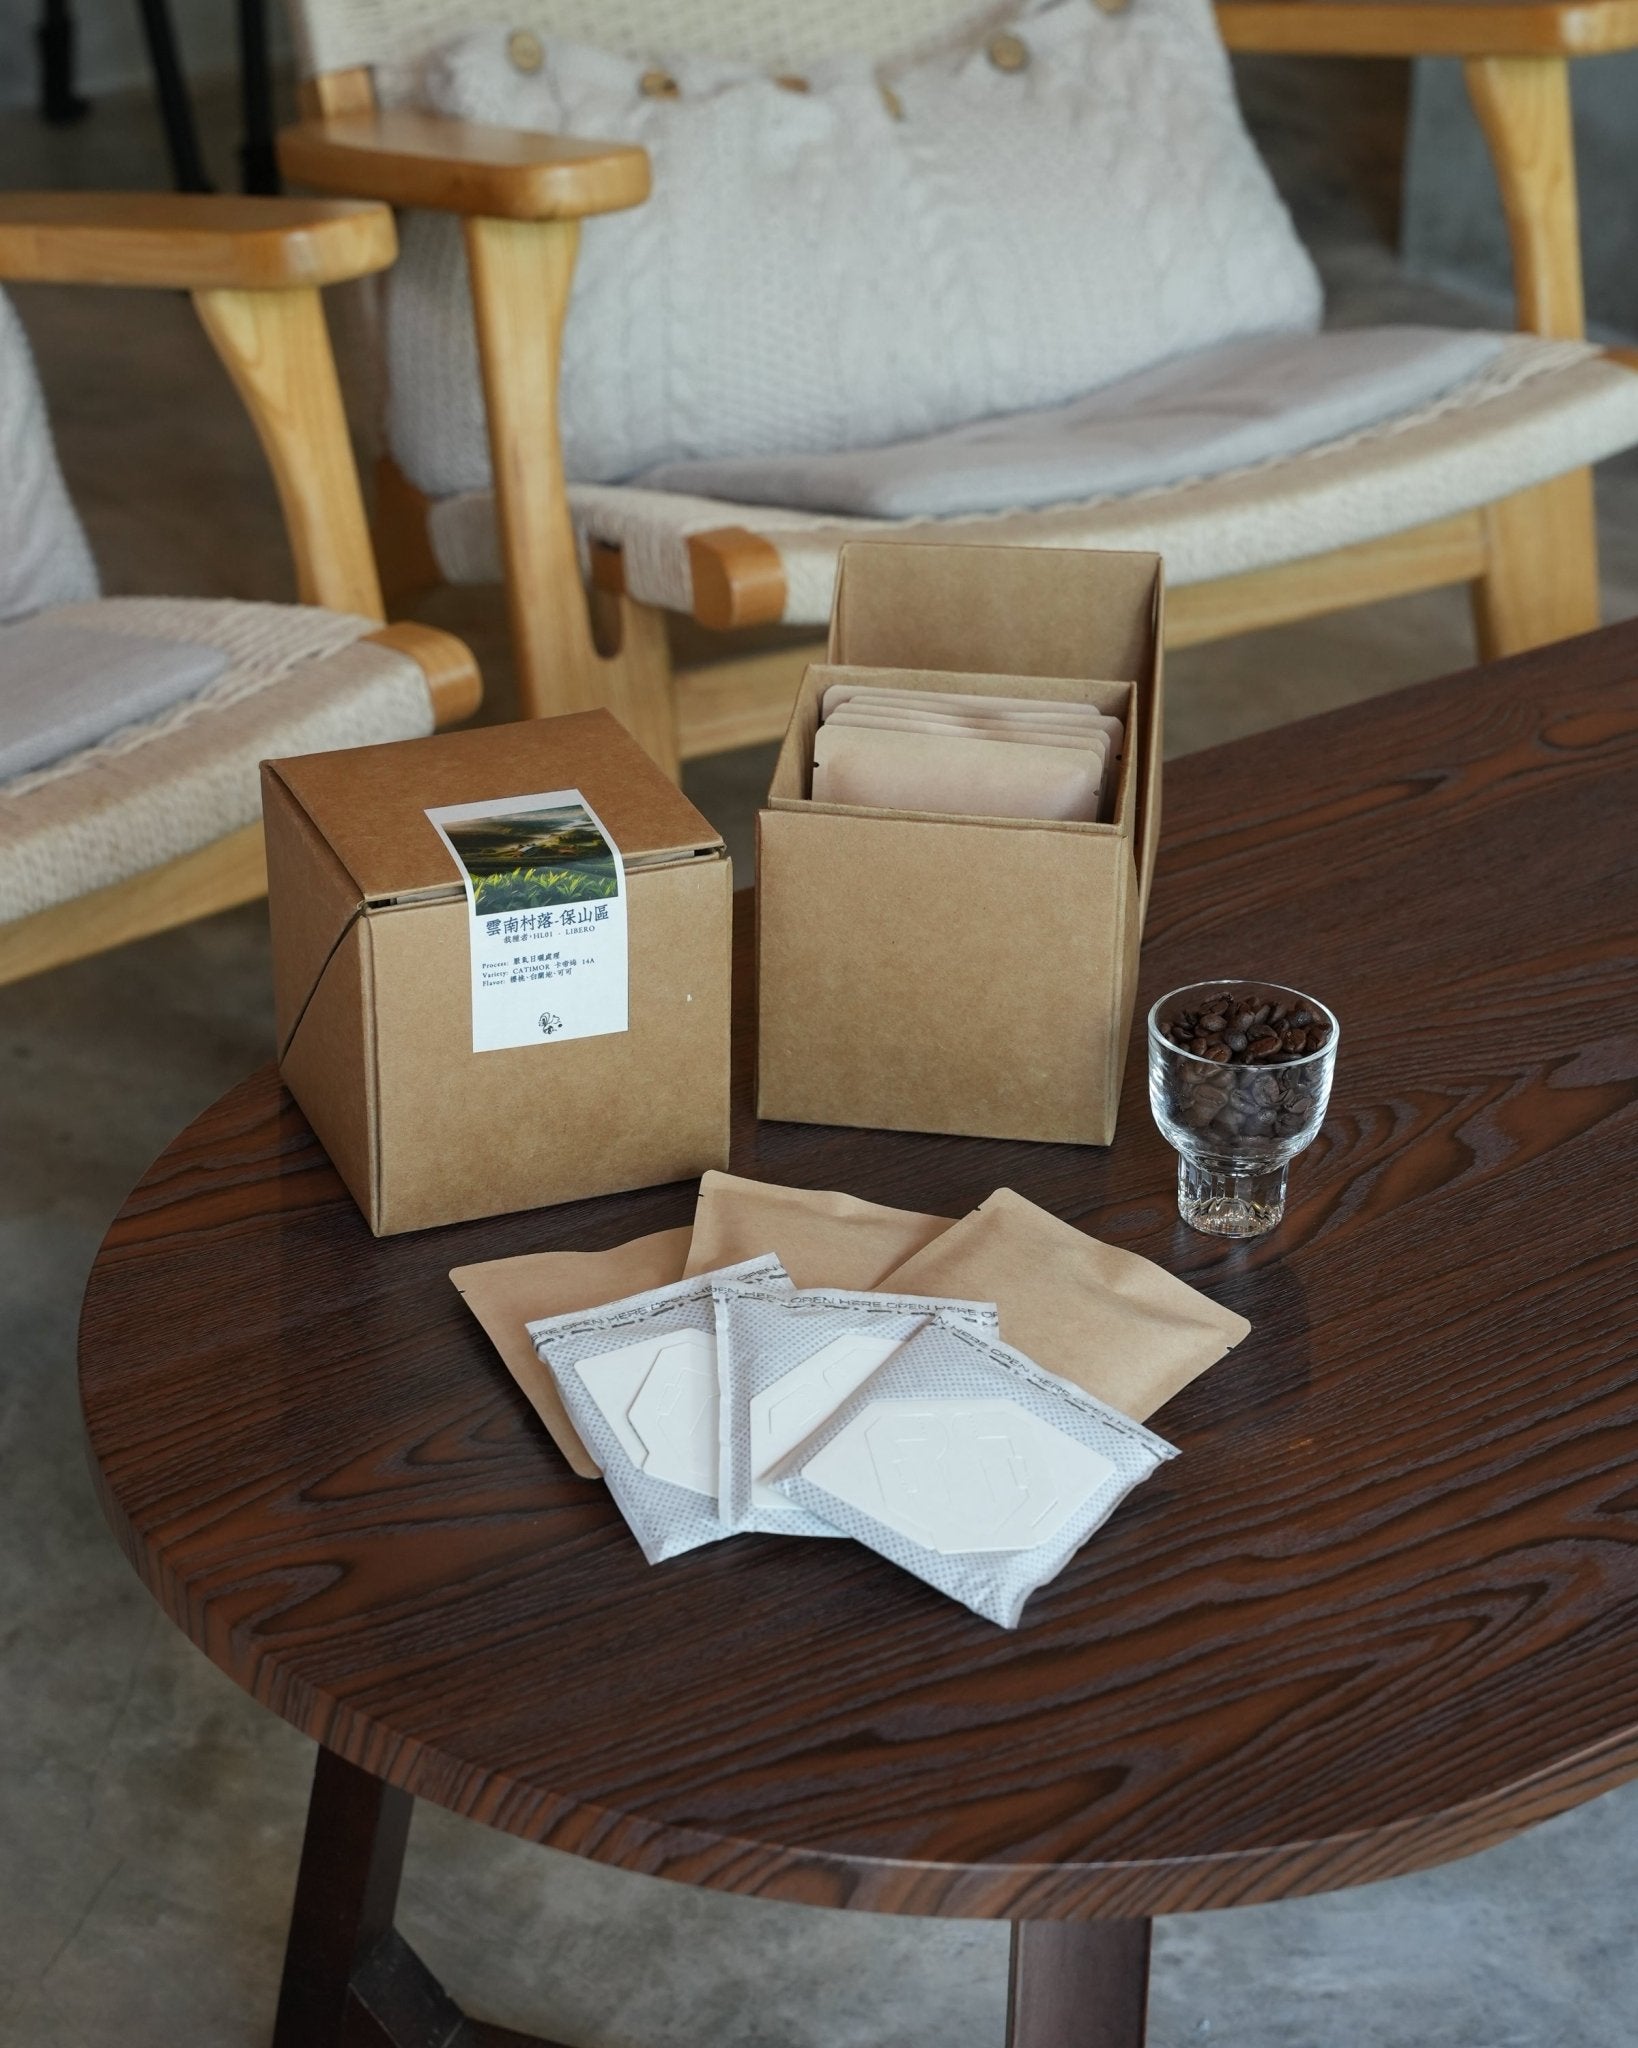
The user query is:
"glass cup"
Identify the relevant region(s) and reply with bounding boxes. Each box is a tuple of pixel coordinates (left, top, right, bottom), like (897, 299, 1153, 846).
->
(1147, 980, 1338, 1238)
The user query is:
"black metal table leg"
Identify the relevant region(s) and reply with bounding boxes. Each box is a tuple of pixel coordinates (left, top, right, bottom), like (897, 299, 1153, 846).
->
(133, 0, 211, 191)
(236, 0, 280, 194)
(37, 0, 90, 122)
(1007, 1918, 1153, 2048)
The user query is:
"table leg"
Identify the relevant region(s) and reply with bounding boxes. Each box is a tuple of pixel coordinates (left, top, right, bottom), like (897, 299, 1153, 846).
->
(1006, 1919, 1152, 2048)
(272, 1745, 565, 2048)
(273, 1745, 413, 2047)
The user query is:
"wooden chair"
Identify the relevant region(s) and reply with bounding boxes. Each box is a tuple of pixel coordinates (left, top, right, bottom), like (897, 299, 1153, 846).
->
(0, 192, 482, 988)
(276, 0, 1638, 779)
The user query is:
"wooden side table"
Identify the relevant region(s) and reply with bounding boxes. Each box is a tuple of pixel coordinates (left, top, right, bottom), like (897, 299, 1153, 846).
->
(79, 624, 1638, 2046)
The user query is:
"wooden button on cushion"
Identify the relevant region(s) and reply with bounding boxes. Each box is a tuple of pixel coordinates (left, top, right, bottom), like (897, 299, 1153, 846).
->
(506, 28, 544, 72)
(879, 81, 906, 120)
(774, 74, 811, 93)
(986, 30, 1030, 71)
(1093, 0, 1132, 15)
(639, 68, 681, 98)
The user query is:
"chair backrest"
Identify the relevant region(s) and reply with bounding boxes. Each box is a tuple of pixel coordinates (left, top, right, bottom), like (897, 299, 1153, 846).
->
(0, 291, 98, 622)
(284, 0, 999, 86)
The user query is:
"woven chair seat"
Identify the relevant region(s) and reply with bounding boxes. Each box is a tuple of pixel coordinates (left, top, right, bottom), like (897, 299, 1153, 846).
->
(0, 598, 435, 925)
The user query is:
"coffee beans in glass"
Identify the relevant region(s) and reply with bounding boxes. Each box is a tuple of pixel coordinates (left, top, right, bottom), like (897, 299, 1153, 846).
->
(1147, 981, 1338, 1238)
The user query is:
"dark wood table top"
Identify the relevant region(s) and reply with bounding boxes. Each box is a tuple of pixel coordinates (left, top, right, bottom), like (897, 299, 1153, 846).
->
(80, 623, 1638, 1922)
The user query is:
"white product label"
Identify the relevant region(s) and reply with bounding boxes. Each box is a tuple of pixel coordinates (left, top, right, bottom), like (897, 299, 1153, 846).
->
(426, 788, 628, 1054)
(804, 1398, 1116, 1555)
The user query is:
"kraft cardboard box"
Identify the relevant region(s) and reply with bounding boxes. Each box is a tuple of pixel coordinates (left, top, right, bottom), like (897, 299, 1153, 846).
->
(263, 710, 731, 1235)
(757, 542, 1162, 1146)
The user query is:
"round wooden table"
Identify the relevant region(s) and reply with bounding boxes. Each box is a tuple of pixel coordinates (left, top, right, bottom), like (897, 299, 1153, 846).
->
(79, 629, 1638, 2048)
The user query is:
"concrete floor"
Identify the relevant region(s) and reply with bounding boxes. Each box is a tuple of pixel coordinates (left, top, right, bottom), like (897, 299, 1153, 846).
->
(4, 61, 1638, 2048)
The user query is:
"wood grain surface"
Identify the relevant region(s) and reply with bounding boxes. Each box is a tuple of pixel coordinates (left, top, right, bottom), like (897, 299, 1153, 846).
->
(0, 191, 396, 289)
(79, 624, 1638, 1922)
(1214, 0, 1638, 57)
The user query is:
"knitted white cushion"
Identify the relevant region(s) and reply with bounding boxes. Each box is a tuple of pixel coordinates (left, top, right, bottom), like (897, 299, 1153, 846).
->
(0, 291, 99, 622)
(388, 0, 1322, 494)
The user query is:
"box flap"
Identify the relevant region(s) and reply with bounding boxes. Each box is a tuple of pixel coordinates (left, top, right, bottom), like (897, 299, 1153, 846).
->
(830, 541, 1161, 685)
(263, 710, 723, 906)
(279, 912, 380, 1231)
(1137, 565, 1164, 912)
(262, 762, 369, 1057)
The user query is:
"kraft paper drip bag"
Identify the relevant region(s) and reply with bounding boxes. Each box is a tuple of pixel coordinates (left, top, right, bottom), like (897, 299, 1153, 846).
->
(451, 1226, 692, 1478)
(684, 1170, 954, 1289)
(881, 1187, 1250, 1422)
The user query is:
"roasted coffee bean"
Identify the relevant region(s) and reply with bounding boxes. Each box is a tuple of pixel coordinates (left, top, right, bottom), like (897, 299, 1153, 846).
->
(1161, 988, 1333, 1105)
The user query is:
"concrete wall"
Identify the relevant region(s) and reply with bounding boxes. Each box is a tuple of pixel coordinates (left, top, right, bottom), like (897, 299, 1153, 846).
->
(1402, 55, 1638, 343)
(0, 0, 290, 111)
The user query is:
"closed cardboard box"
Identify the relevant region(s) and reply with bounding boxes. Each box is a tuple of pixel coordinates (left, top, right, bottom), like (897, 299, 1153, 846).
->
(263, 710, 731, 1235)
(757, 542, 1162, 1146)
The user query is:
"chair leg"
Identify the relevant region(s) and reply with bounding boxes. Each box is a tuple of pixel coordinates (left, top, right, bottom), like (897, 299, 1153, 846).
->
(587, 584, 679, 778)
(36, 0, 89, 122)
(373, 455, 444, 615)
(1471, 469, 1600, 661)
(134, 0, 212, 192)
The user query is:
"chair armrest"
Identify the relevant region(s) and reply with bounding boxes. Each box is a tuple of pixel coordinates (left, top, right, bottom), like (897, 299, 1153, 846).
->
(0, 193, 396, 289)
(1216, 0, 1638, 56)
(278, 109, 650, 221)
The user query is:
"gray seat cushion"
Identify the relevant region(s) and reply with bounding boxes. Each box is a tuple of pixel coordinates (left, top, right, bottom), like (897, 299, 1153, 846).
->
(0, 617, 228, 780)
(636, 327, 1509, 518)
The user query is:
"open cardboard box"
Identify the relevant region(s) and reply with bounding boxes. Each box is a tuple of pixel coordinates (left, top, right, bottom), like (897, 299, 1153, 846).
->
(263, 710, 731, 1235)
(757, 541, 1162, 1146)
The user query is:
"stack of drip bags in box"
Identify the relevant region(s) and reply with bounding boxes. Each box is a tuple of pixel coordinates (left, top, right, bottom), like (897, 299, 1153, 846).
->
(452, 1175, 1249, 1628)
(809, 669, 1124, 822)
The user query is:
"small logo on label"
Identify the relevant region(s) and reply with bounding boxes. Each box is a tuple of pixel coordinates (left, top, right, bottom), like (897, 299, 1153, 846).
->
(539, 1011, 563, 1037)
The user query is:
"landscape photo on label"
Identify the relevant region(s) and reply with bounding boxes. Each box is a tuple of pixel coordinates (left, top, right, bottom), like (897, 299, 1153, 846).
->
(441, 801, 620, 916)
